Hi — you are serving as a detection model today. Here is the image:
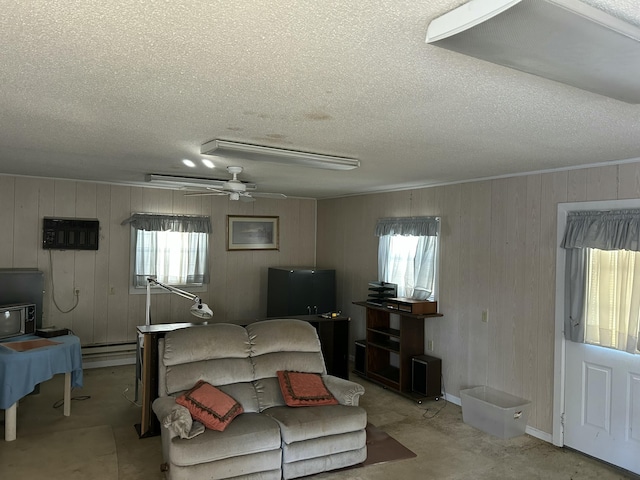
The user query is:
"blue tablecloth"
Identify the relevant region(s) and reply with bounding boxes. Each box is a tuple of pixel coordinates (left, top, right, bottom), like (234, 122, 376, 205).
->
(0, 334, 83, 409)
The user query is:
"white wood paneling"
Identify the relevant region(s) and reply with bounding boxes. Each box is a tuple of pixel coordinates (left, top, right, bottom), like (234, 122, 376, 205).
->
(0, 177, 15, 267)
(317, 160, 640, 435)
(0, 176, 316, 346)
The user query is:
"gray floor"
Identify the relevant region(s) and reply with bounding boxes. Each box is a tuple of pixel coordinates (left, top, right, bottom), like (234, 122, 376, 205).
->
(0, 364, 637, 479)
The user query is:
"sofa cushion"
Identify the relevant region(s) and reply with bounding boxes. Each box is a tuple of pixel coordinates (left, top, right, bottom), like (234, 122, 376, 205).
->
(247, 319, 322, 356)
(253, 377, 286, 411)
(253, 352, 326, 380)
(168, 413, 282, 466)
(166, 357, 255, 394)
(281, 429, 366, 462)
(277, 371, 338, 407)
(218, 382, 261, 413)
(264, 405, 367, 444)
(163, 323, 251, 365)
(281, 447, 367, 480)
(169, 451, 282, 480)
(176, 380, 244, 431)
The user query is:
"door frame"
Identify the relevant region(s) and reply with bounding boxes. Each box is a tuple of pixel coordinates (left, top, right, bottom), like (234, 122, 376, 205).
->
(553, 198, 640, 447)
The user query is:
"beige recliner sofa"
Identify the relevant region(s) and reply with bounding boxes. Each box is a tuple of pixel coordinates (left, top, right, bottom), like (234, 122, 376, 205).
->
(152, 318, 367, 480)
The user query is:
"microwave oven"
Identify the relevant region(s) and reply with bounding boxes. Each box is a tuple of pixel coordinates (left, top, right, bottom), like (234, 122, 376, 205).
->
(0, 303, 36, 340)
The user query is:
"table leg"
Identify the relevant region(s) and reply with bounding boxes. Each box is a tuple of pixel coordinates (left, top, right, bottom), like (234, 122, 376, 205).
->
(63, 372, 71, 417)
(5, 402, 17, 441)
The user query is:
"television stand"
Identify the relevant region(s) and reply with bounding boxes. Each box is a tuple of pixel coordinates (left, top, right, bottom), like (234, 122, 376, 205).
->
(353, 301, 443, 402)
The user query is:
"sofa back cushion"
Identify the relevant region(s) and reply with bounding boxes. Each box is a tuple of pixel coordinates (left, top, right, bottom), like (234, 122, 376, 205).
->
(159, 320, 328, 413)
(247, 319, 326, 380)
(163, 324, 250, 365)
(162, 324, 258, 412)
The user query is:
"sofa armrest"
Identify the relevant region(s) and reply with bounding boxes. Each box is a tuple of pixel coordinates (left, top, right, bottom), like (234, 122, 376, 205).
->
(152, 396, 205, 439)
(322, 375, 365, 406)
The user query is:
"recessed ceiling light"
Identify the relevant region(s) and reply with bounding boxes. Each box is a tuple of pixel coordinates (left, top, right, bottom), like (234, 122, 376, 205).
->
(182, 159, 196, 168)
(201, 159, 215, 168)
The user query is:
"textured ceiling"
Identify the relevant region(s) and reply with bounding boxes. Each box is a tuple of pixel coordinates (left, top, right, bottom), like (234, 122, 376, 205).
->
(1, 0, 640, 199)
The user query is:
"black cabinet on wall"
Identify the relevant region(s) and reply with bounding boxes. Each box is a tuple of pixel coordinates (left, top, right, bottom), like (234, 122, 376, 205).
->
(267, 267, 348, 379)
(267, 267, 336, 317)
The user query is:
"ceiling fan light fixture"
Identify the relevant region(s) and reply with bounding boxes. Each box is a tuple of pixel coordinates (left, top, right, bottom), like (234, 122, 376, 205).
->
(201, 139, 360, 170)
(426, 0, 640, 103)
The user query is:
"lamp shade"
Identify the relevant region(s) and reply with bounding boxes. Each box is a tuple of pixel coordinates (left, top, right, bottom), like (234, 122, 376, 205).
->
(190, 302, 213, 319)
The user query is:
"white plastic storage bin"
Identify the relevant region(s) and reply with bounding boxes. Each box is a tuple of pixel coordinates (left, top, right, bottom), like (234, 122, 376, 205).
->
(460, 386, 531, 439)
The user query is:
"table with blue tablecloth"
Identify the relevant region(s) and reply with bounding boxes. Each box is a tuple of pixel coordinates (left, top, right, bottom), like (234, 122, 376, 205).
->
(0, 334, 83, 441)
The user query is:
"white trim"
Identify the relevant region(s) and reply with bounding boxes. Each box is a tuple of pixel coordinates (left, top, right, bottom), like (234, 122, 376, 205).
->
(553, 198, 640, 447)
(444, 392, 461, 405)
(526, 426, 553, 443)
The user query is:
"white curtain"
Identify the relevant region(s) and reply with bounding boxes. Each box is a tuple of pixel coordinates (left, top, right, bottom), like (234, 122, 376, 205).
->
(585, 248, 640, 354)
(378, 235, 437, 300)
(134, 230, 209, 287)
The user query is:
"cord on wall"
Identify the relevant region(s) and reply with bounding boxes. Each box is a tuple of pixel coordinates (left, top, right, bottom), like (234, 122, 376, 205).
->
(48, 249, 80, 314)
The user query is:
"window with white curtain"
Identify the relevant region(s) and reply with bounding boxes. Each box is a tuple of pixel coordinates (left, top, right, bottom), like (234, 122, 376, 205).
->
(122, 213, 211, 289)
(376, 217, 439, 300)
(584, 248, 640, 353)
(561, 209, 640, 355)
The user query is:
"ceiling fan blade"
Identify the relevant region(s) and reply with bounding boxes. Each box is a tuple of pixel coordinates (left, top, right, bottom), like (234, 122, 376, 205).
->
(239, 194, 256, 203)
(183, 190, 227, 197)
(251, 192, 287, 199)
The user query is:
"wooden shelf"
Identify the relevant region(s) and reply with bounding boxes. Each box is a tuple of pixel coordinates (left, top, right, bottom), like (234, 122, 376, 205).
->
(354, 300, 443, 400)
(353, 301, 443, 319)
(368, 338, 400, 353)
(368, 326, 400, 338)
(369, 365, 400, 384)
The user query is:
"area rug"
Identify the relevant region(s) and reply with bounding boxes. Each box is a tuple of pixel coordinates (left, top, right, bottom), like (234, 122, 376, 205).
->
(0, 425, 118, 479)
(362, 423, 417, 466)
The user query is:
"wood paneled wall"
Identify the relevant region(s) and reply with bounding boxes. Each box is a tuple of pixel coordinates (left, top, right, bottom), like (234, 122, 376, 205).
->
(316, 161, 640, 435)
(0, 176, 316, 346)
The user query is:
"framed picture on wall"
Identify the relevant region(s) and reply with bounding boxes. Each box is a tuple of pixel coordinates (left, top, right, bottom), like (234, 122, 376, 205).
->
(227, 215, 279, 251)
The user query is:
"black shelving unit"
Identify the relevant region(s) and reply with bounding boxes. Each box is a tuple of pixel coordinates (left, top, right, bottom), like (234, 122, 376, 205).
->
(267, 267, 349, 379)
(366, 281, 397, 306)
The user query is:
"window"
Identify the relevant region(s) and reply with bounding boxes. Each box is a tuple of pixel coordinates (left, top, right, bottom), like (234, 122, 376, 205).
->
(122, 213, 211, 289)
(562, 209, 640, 354)
(376, 217, 439, 300)
(584, 248, 640, 353)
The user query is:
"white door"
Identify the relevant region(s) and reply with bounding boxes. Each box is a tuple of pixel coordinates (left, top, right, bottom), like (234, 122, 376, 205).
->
(564, 340, 640, 474)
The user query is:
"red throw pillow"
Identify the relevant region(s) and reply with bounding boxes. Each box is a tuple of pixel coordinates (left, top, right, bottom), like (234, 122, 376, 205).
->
(277, 371, 339, 407)
(176, 380, 244, 431)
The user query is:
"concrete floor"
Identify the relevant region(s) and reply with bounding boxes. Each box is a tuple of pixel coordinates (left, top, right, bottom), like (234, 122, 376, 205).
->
(0, 364, 637, 479)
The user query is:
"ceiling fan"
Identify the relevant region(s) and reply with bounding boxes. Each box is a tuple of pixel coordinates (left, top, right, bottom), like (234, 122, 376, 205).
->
(184, 166, 287, 202)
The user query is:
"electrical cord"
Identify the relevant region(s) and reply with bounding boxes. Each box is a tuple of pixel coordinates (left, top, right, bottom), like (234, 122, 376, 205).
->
(122, 386, 141, 407)
(52, 388, 91, 409)
(48, 249, 80, 314)
(422, 374, 447, 419)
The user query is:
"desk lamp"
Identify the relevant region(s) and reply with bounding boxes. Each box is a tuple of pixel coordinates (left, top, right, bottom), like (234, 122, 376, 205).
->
(145, 277, 213, 325)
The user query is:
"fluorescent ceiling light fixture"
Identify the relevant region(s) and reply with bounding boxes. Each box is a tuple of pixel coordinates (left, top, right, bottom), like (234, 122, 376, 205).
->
(201, 159, 215, 168)
(426, 0, 640, 103)
(146, 173, 256, 190)
(201, 139, 360, 170)
(182, 159, 196, 167)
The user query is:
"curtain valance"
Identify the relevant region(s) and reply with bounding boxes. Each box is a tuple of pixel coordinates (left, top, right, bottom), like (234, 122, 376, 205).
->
(561, 210, 640, 252)
(121, 213, 212, 233)
(375, 216, 439, 237)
